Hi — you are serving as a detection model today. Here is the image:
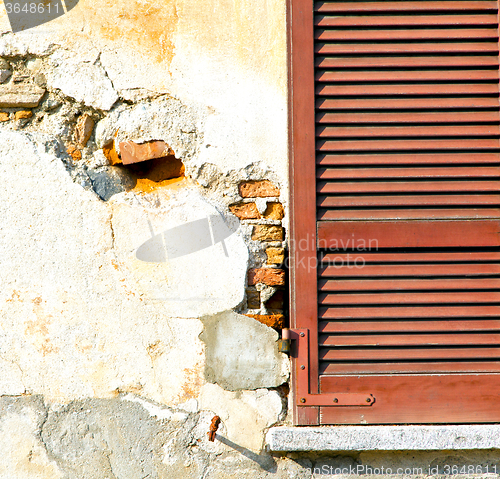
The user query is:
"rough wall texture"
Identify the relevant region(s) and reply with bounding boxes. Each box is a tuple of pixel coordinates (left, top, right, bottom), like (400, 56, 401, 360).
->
(0, 1, 498, 478)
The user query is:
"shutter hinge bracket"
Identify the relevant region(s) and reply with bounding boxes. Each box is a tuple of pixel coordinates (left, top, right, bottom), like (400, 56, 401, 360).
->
(286, 328, 375, 407)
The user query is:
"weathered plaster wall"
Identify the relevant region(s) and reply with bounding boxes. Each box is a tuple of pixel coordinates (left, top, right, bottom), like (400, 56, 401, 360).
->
(0, 0, 293, 475)
(1, 1, 499, 478)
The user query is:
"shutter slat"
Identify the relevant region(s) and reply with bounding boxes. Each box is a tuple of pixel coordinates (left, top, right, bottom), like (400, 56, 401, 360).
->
(319, 195, 500, 207)
(316, 28, 500, 41)
(316, 43, 499, 54)
(318, 153, 500, 165)
(318, 125, 500, 137)
(320, 264, 500, 276)
(320, 279, 500, 290)
(317, 112, 500, 124)
(321, 251, 500, 262)
(320, 292, 500, 304)
(316, 14, 500, 27)
(317, 71, 500, 82)
(320, 319, 500, 332)
(315, 2, 498, 13)
(318, 181, 500, 193)
(320, 348, 500, 360)
(317, 56, 500, 68)
(320, 306, 500, 319)
(321, 362, 500, 374)
(318, 167, 500, 179)
(318, 280, 500, 292)
(318, 139, 500, 150)
(320, 333, 500, 346)
(317, 84, 500, 96)
(319, 209, 500, 220)
(318, 98, 500, 109)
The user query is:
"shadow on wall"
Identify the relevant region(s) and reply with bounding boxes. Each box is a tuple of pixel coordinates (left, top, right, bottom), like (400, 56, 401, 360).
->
(216, 435, 278, 472)
(4, 0, 80, 33)
(136, 215, 239, 262)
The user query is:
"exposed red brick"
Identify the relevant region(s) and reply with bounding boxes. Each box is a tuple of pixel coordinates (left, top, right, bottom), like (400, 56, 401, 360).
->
(229, 202, 261, 220)
(246, 314, 285, 329)
(252, 225, 284, 242)
(246, 288, 261, 309)
(248, 268, 285, 286)
(266, 247, 285, 265)
(263, 202, 284, 220)
(119, 140, 174, 165)
(239, 180, 280, 198)
(15, 110, 32, 120)
(0, 112, 8, 122)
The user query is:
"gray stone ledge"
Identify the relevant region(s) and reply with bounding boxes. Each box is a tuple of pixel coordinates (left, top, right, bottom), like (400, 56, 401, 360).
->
(267, 425, 500, 452)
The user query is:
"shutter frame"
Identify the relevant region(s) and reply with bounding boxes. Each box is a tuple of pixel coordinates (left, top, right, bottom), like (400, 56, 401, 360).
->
(289, 0, 500, 425)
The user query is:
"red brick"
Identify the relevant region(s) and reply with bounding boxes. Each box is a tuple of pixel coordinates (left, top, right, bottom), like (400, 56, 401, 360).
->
(246, 288, 261, 309)
(0, 112, 9, 122)
(248, 268, 285, 286)
(252, 225, 284, 242)
(239, 180, 280, 198)
(119, 140, 174, 165)
(266, 247, 285, 265)
(229, 202, 261, 220)
(263, 202, 284, 220)
(246, 314, 285, 329)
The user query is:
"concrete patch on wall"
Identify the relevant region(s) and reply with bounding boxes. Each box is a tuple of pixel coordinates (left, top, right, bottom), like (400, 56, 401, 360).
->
(199, 383, 284, 453)
(110, 186, 249, 318)
(200, 310, 288, 391)
(0, 396, 62, 479)
(41, 397, 207, 479)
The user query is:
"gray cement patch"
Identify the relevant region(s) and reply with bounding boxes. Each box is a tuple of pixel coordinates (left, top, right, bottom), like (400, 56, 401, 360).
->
(200, 310, 288, 391)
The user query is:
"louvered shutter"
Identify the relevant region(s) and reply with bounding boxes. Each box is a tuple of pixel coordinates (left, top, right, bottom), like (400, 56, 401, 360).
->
(288, 0, 500, 425)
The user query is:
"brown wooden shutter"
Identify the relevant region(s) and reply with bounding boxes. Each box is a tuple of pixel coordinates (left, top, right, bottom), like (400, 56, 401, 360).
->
(288, 0, 500, 425)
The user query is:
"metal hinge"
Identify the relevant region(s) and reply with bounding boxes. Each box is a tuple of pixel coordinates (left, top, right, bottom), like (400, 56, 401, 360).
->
(286, 328, 375, 407)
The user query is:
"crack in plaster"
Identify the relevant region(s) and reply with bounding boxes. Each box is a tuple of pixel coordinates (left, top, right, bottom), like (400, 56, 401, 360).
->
(0, 353, 27, 395)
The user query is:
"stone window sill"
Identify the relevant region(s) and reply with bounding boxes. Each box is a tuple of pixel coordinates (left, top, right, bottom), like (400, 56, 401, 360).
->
(267, 425, 500, 452)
